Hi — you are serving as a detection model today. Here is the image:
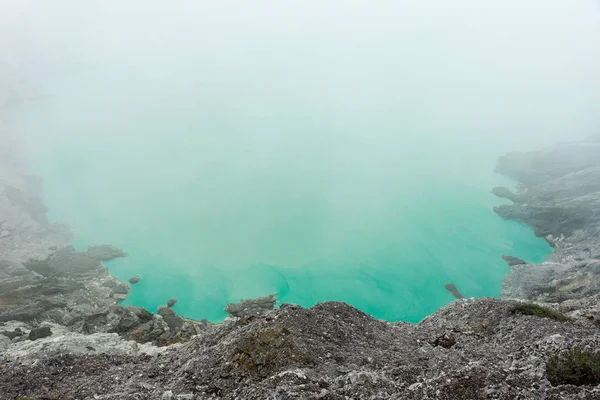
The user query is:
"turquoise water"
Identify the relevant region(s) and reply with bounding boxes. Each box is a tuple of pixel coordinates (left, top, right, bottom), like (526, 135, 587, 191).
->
(13, 67, 553, 323)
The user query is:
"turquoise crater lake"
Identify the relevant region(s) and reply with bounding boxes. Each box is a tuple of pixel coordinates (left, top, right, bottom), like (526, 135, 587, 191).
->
(14, 68, 552, 323)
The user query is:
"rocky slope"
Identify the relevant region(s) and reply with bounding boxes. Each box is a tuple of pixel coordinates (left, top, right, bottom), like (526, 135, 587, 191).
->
(493, 135, 600, 302)
(2, 128, 600, 398)
(2, 298, 600, 399)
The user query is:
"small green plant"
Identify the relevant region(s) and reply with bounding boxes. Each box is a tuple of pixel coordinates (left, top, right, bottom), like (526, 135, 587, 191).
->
(508, 303, 571, 322)
(546, 348, 600, 386)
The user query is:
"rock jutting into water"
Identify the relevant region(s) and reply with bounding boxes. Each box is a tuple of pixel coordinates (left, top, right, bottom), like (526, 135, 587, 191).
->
(225, 294, 277, 318)
(167, 298, 178, 308)
(444, 283, 465, 299)
(2, 104, 600, 398)
(501, 255, 527, 266)
(129, 275, 141, 284)
(86, 244, 129, 261)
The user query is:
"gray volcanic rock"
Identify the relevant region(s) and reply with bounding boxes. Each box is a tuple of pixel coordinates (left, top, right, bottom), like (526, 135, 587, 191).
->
(503, 260, 600, 303)
(28, 326, 52, 341)
(0, 322, 166, 363)
(2, 299, 600, 399)
(111, 304, 204, 346)
(23, 246, 105, 278)
(102, 277, 130, 296)
(494, 136, 600, 302)
(0, 248, 120, 325)
(494, 191, 600, 238)
(167, 298, 177, 307)
(158, 306, 184, 331)
(225, 294, 277, 318)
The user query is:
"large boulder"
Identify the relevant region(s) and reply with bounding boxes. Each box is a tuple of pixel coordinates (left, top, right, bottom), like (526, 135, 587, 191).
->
(28, 326, 52, 341)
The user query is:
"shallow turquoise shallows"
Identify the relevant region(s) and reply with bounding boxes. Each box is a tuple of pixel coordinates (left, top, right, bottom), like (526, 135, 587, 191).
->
(14, 68, 552, 323)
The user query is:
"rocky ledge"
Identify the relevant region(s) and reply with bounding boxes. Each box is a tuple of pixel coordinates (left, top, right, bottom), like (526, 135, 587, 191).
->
(2, 133, 600, 399)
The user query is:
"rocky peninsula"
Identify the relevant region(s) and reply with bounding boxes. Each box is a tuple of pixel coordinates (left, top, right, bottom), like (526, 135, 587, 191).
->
(2, 115, 600, 398)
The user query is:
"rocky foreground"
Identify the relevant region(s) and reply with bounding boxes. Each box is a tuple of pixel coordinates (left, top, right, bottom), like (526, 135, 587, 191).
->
(1, 134, 600, 399)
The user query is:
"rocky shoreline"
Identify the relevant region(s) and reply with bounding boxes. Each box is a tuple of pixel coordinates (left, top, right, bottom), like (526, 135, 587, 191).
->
(492, 135, 600, 303)
(2, 123, 600, 398)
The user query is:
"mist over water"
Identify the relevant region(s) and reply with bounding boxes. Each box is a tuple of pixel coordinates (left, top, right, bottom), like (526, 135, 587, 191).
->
(5, 0, 600, 321)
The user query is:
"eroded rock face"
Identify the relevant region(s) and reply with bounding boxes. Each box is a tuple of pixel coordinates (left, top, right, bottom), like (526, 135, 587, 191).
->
(0, 248, 123, 325)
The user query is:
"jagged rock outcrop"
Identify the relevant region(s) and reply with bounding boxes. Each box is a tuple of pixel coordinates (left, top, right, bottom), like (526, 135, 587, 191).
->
(110, 305, 205, 346)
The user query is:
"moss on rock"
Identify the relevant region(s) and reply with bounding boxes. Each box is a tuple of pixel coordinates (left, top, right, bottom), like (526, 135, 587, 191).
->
(508, 303, 571, 323)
